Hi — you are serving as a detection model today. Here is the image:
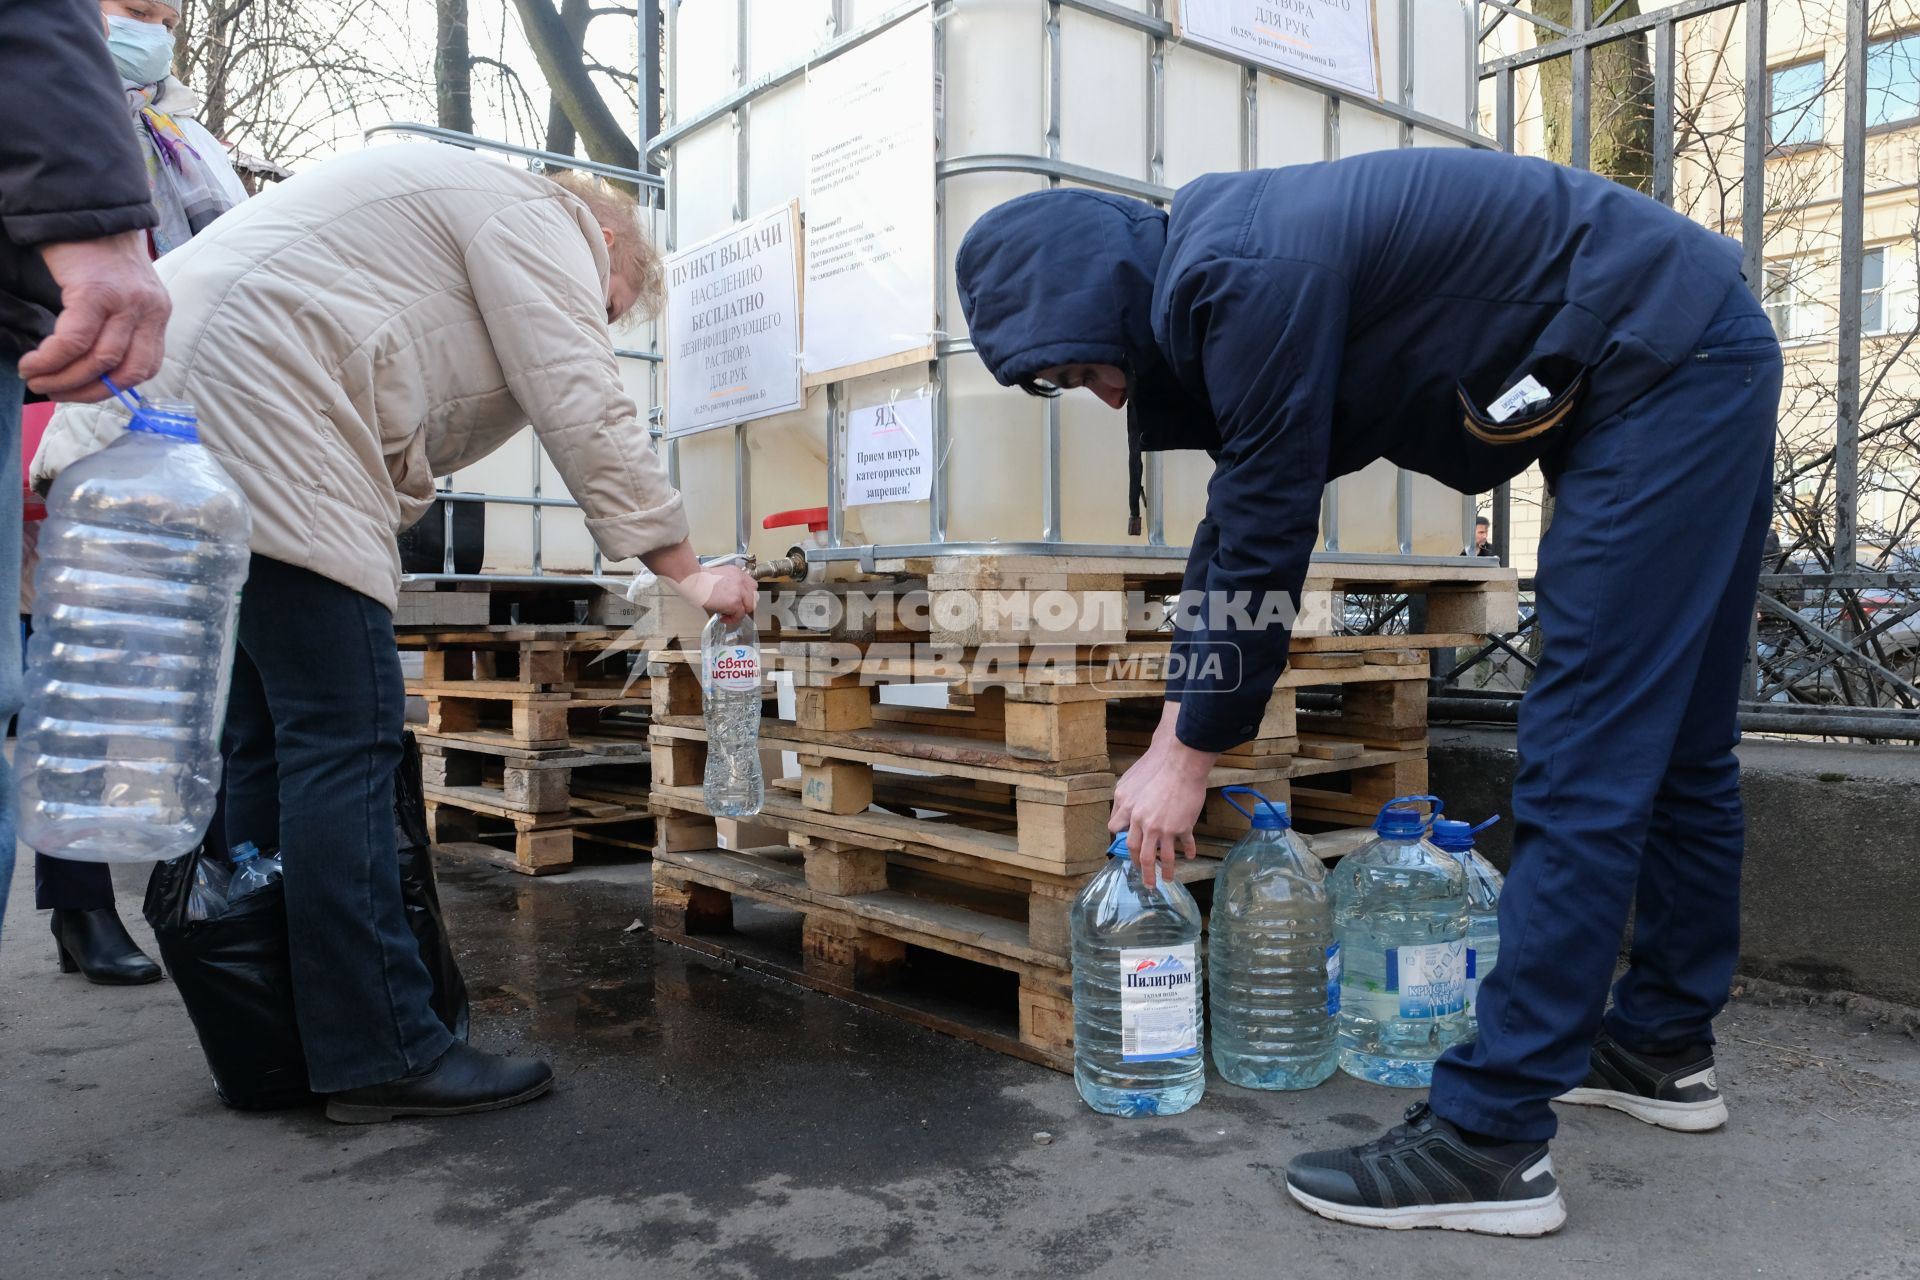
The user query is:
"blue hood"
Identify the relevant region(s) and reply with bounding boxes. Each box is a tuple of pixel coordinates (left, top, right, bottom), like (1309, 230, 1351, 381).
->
(955, 189, 1218, 532)
(956, 189, 1168, 383)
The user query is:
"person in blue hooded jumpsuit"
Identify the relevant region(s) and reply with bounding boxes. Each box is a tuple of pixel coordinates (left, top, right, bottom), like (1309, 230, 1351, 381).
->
(956, 148, 1780, 1237)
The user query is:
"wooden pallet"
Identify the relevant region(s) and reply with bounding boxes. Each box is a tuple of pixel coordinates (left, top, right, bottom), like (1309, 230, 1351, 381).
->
(395, 578, 641, 629)
(397, 626, 647, 698)
(648, 814, 1378, 1071)
(652, 838, 1077, 1072)
(430, 797, 656, 875)
(417, 687, 652, 751)
(648, 723, 1422, 878)
(766, 638, 1430, 763)
(851, 552, 1520, 646)
(419, 738, 650, 817)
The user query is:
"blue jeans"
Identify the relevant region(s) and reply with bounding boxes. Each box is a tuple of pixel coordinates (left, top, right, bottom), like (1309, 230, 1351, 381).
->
(221, 555, 452, 1092)
(0, 362, 21, 940)
(1428, 286, 1781, 1142)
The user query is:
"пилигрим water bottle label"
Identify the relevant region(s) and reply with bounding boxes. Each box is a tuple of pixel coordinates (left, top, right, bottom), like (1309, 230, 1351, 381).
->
(706, 644, 761, 691)
(1326, 942, 1342, 1016)
(1118, 944, 1199, 1061)
(1386, 939, 1467, 1018)
(1466, 946, 1479, 1014)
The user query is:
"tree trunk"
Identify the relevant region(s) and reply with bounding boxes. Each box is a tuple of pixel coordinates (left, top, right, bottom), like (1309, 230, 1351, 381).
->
(1531, 0, 1654, 192)
(510, 0, 640, 171)
(436, 0, 473, 135)
(543, 0, 593, 155)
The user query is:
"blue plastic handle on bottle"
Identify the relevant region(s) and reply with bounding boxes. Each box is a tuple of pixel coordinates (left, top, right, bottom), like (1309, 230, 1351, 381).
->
(1374, 793, 1444, 837)
(1219, 785, 1289, 830)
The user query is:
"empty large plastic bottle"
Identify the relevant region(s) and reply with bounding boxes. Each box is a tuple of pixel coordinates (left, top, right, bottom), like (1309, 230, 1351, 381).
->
(1208, 786, 1337, 1090)
(701, 611, 764, 817)
(16, 395, 250, 862)
(1432, 815, 1503, 1039)
(225, 841, 282, 907)
(1329, 795, 1470, 1087)
(1070, 833, 1205, 1116)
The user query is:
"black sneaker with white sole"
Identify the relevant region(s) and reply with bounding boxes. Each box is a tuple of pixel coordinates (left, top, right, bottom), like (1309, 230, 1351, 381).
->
(1556, 1030, 1727, 1132)
(1285, 1101, 1567, 1237)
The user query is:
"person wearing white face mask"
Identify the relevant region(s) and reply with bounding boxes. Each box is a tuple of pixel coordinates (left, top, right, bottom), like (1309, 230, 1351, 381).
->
(26, 0, 247, 986)
(100, 0, 247, 257)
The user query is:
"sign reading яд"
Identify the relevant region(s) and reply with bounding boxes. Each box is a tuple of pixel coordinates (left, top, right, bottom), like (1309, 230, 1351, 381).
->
(664, 202, 804, 437)
(846, 397, 933, 506)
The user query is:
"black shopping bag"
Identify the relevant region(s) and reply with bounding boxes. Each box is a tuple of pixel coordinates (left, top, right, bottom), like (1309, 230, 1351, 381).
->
(145, 732, 470, 1109)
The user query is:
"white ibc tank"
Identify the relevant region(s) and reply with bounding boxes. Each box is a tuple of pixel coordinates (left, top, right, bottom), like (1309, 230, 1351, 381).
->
(664, 0, 1485, 565)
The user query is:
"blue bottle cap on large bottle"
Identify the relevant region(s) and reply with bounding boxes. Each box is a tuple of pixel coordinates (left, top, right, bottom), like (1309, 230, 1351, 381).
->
(1374, 794, 1443, 838)
(231, 840, 260, 864)
(102, 377, 199, 442)
(1107, 832, 1129, 857)
(1431, 814, 1501, 852)
(1221, 785, 1289, 830)
(1428, 817, 1497, 855)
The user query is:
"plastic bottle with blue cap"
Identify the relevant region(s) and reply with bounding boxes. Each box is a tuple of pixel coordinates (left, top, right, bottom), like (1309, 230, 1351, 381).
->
(1431, 814, 1503, 1037)
(1207, 786, 1338, 1090)
(1327, 795, 1471, 1086)
(1068, 831, 1205, 1116)
(15, 380, 251, 862)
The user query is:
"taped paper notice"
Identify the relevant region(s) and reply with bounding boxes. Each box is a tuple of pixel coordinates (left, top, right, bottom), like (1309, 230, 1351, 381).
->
(1174, 0, 1381, 99)
(846, 398, 933, 506)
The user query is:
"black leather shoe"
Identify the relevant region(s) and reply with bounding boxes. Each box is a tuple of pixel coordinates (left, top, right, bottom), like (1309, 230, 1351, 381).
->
(324, 1041, 554, 1124)
(51, 908, 164, 986)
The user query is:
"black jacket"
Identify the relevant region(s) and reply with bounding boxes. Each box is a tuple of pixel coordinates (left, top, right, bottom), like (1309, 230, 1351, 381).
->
(956, 149, 1746, 751)
(0, 0, 159, 361)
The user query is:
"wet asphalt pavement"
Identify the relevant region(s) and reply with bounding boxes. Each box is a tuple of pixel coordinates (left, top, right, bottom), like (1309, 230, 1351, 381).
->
(4, 850, 1919, 1280)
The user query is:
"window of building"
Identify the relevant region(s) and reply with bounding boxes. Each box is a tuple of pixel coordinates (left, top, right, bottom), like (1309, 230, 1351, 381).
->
(1769, 59, 1825, 148)
(1765, 258, 1821, 342)
(1868, 33, 1920, 128)
(1861, 244, 1920, 334)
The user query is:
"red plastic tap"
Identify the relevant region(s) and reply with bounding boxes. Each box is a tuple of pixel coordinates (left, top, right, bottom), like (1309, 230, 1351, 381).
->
(762, 507, 829, 533)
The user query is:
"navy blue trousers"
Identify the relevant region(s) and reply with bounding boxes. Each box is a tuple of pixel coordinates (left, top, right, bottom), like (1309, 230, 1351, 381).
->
(1428, 287, 1781, 1142)
(222, 556, 452, 1092)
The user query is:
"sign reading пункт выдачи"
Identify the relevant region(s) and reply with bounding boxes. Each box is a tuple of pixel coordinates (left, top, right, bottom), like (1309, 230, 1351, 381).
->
(663, 202, 804, 438)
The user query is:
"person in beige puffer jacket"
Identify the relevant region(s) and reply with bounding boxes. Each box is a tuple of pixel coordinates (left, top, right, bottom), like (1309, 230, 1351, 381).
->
(36, 141, 755, 1124)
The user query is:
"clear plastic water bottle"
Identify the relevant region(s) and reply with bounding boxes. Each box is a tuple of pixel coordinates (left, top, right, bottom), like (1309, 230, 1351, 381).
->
(226, 841, 281, 907)
(701, 611, 764, 818)
(1208, 787, 1337, 1090)
(1070, 833, 1205, 1116)
(1432, 815, 1503, 1039)
(16, 394, 251, 862)
(1329, 795, 1470, 1087)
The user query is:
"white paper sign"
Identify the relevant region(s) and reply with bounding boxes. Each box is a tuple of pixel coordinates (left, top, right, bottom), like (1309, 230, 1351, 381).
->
(802, 13, 937, 382)
(845, 397, 933, 506)
(1175, 0, 1380, 99)
(664, 203, 804, 438)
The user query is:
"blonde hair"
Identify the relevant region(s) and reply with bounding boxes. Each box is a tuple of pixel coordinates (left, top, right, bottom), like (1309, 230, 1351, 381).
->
(545, 169, 664, 323)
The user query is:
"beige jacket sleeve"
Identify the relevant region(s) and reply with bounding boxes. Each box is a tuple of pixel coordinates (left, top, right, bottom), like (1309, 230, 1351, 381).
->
(32, 402, 123, 493)
(464, 198, 690, 561)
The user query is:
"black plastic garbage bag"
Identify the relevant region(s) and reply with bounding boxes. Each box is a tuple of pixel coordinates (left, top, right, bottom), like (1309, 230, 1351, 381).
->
(395, 732, 470, 1041)
(144, 732, 470, 1109)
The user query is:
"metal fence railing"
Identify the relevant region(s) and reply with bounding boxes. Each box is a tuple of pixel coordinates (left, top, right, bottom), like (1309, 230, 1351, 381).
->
(1469, 0, 1920, 739)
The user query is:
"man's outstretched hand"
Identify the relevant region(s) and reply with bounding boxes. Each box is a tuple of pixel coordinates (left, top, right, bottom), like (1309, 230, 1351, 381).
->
(1111, 701, 1218, 887)
(19, 232, 170, 402)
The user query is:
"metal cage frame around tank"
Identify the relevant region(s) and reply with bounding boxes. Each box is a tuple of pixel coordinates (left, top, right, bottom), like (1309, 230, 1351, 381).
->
(648, 0, 1494, 570)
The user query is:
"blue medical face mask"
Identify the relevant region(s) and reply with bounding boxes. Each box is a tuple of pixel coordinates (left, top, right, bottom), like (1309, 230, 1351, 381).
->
(105, 14, 177, 87)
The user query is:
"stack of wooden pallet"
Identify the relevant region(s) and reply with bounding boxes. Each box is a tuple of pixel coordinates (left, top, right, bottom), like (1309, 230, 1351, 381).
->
(645, 553, 1517, 1069)
(401, 624, 655, 874)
